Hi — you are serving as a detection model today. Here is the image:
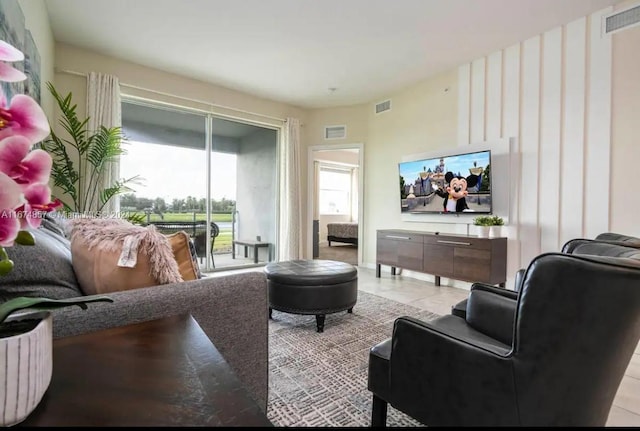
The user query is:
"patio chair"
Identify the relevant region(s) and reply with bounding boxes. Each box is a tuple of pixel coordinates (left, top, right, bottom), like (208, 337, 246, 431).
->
(193, 222, 220, 268)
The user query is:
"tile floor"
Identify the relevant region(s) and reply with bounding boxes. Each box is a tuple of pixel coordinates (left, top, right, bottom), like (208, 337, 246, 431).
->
(209, 264, 640, 426)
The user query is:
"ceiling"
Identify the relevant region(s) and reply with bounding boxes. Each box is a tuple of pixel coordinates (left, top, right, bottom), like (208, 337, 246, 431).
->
(45, 0, 620, 109)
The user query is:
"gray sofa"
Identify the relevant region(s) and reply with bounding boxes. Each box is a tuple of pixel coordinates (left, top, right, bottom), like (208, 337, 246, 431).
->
(0, 216, 269, 412)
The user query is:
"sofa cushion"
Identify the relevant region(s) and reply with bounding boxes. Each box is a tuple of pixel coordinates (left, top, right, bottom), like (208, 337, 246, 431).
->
(0, 216, 82, 301)
(67, 218, 183, 295)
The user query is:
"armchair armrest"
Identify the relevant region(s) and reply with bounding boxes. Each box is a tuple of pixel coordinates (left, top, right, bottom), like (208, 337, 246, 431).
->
(451, 281, 519, 319)
(513, 268, 525, 292)
(470, 282, 519, 299)
(466, 284, 518, 345)
(389, 315, 517, 426)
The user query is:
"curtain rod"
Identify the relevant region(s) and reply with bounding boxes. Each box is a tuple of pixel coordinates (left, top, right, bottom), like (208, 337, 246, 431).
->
(55, 68, 288, 123)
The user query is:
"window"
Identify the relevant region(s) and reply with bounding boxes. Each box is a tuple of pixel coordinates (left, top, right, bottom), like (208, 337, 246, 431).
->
(319, 166, 352, 215)
(120, 101, 277, 272)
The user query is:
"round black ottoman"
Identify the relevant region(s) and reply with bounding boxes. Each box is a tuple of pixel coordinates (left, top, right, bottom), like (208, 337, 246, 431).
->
(264, 259, 358, 332)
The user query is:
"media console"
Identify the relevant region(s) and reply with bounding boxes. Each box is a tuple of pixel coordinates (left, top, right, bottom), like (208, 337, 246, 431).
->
(376, 229, 507, 287)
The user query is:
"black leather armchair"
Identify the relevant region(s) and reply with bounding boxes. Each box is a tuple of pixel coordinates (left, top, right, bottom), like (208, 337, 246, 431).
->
(367, 252, 640, 426)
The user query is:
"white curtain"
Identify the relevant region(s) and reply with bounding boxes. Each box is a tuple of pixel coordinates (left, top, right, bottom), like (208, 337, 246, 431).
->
(351, 167, 359, 221)
(86, 72, 122, 213)
(313, 161, 320, 220)
(278, 117, 303, 261)
(313, 160, 320, 258)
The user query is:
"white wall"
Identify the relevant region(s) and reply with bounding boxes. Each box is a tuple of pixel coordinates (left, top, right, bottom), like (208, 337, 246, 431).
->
(457, 6, 613, 276)
(314, 149, 359, 166)
(610, 0, 640, 236)
(54, 43, 307, 125)
(363, 70, 459, 271)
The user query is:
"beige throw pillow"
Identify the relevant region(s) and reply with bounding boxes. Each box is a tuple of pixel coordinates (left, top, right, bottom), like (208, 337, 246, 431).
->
(67, 218, 183, 295)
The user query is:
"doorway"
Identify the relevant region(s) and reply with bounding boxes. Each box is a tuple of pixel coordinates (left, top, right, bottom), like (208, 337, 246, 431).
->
(307, 144, 364, 266)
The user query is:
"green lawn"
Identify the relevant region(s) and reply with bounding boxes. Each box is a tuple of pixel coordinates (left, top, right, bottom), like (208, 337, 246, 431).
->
(145, 212, 233, 223)
(139, 212, 235, 253)
(214, 231, 233, 250)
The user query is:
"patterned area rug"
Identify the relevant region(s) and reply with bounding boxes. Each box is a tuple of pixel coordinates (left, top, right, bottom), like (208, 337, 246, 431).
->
(267, 290, 439, 427)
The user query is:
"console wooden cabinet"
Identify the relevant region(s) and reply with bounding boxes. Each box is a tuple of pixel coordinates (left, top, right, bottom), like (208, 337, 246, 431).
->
(376, 229, 507, 287)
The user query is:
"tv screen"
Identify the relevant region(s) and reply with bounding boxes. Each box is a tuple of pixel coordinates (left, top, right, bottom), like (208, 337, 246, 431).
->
(399, 149, 492, 214)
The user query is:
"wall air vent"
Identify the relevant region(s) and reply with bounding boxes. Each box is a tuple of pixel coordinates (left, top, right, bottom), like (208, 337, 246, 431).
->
(603, 4, 640, 35)
(324, 125, 347, 140)
(375, 99, 391, 114)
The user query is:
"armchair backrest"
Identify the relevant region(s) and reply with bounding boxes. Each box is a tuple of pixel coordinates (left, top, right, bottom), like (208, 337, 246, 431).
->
(595, 232, 640, 248)
(512, 252, 640, 426)
(562, 238, 640, 257)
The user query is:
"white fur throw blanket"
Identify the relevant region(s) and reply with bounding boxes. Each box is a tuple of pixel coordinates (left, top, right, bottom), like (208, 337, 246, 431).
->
(65, 217, 182, 284)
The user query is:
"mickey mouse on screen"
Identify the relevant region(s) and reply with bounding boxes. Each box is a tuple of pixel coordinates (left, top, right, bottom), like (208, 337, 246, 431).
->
(434, 172, 479, 213)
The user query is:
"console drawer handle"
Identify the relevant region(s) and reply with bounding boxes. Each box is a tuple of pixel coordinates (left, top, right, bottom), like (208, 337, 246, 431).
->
(437, 240, 471, 246)
(386, 235, 411, 240)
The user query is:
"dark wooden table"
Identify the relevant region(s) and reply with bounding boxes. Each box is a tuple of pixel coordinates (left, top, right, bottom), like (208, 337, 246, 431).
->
(233, 239, 272, 263)
(20, 314, 273, 427)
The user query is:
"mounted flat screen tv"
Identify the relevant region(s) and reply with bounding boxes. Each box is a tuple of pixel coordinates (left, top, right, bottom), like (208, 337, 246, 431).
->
(399, 149, 492, 214)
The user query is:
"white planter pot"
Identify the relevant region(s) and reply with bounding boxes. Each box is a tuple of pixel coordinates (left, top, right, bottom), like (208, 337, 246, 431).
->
(0, 311, 53, 427)
(489, 226, 502, 238)
(476, 226, 490, 238)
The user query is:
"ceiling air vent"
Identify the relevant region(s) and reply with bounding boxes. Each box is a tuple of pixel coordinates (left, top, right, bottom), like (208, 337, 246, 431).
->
(324, 125, 347, 140)
(603, 4, 640, 35)
(375, 99, 391, 114)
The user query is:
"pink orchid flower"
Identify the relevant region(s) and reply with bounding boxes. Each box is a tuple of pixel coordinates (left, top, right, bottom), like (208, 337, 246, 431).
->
(0, 89, 50, 144)
(0, 135, 52, 186)
(0, 40, 24, 62)
(15, 183, 62, 229)
(0, 62, 26, 83)
(0, 171, 22, 246)
(0, 38, 58, 271)
(0, 40, 26, 83)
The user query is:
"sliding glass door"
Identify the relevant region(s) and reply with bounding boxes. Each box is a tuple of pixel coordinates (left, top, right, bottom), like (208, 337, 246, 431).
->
(120, 100, 278, 272)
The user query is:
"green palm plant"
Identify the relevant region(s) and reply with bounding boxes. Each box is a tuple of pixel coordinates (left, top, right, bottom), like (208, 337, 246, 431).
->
(41, 82, 141, 216)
